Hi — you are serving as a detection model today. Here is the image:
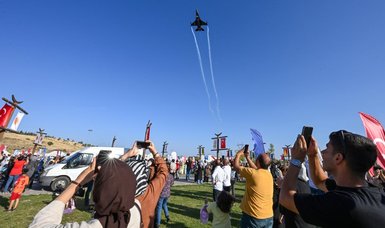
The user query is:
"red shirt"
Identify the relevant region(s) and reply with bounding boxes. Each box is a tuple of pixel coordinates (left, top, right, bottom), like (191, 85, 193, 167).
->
(10, 160, 26, 176)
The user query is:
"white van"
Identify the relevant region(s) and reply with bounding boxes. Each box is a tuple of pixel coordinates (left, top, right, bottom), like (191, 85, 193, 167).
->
(39, 147, 126, 191)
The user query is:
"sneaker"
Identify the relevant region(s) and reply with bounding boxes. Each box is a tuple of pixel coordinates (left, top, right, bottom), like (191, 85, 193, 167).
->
(166, 216, 170, 223)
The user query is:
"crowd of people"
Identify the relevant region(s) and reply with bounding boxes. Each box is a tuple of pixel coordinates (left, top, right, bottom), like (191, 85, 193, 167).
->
(1, 129, 385, 227)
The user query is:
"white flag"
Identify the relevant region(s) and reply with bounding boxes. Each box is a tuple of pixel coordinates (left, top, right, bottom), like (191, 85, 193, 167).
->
(34, 133, 45, 145)
(10, 112, 25, 131)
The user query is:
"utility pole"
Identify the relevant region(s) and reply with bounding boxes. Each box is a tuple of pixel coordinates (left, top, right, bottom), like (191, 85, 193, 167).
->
(162, 141, 168, 158)
(211, 132, 228, 159)
(197, 145, 205, 158)
(111, 136, 117, 147)
(0, 95, 28, 141)
(32, 128, 46, 155)
(283, 144, 292, 163)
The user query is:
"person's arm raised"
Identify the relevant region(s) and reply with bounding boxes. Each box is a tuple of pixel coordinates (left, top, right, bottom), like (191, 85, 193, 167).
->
(279, 135, 306, 214)
(307, 137, 328, 192)
(244, 150, 257, 169)
(233, 148, 244, 173)
(120, 142, 139, 161)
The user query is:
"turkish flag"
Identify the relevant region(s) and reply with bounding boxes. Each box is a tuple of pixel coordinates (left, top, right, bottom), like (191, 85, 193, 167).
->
(0, 104, 15, 128)
(359, 112, 385, 171)
(220, 138, 226, 149)
(145, 126, 151, 140)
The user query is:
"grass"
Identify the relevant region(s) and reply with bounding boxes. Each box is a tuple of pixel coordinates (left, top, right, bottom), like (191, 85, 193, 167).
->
(0, 182, 246, 228)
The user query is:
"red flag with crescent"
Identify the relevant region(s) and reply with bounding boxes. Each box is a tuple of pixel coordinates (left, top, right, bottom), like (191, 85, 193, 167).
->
(220, 138, 226, 149)
(0, 104, 14, 128)
(145, 126, 151, 141)
(359, 112, 385, 171)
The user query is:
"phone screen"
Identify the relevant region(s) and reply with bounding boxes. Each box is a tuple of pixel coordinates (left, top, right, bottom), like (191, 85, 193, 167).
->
(301, 126, 313, 147)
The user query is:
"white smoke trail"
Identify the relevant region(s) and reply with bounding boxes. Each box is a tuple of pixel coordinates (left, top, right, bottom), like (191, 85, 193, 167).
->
(207, 26, 222, 121)
(191, 27, 214, 114)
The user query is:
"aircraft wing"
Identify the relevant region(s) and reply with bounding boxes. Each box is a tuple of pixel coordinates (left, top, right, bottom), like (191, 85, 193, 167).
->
(200, 20, 208, 25)
(191, 20, 199, 26)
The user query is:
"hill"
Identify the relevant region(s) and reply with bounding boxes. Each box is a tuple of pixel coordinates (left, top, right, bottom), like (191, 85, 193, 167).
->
(0, 132, 84, 154)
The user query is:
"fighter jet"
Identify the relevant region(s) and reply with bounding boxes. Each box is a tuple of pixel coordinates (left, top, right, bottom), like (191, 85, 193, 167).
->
(191, 10, 207, 32)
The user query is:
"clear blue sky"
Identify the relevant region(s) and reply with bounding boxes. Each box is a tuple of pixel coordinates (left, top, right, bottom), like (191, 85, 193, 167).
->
(1, 1, 385, 157)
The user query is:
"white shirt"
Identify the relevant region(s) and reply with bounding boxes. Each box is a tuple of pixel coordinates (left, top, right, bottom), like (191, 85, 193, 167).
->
(212, 166, 225, 191)
(222, 165, 232, 187)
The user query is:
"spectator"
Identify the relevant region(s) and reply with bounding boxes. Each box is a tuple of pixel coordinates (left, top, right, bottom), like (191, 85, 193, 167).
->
(212, 159, 225, 201)
(3, 155, 28, 193)
(30, 156, 142, 227)
(155, 162, 174, 227)
(133, 141, 168, 228)
(170, 159, 177, 178)
(205, 163, 212, 182)
(222, 158, 231, 193)
(186, 158, 192, 181)
(204, 191, 235, 228)
(7, 168, 29, 211)
(26, 153, 39, 189)
(196, 162, 203, 184)
(234, 149, 274, 228)
(279, 131, 385, 227)
(280, 163, 317, 228)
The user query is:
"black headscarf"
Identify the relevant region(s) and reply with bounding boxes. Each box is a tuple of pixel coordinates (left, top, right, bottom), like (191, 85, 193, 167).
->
(93, 159, 136, 228)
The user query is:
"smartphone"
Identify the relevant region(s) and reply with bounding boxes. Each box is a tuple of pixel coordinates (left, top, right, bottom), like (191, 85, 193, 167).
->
(243, 144, 249, 154)
(95, 150, 112, 173)
(136, 141, 150, 149)
(301, 126, 313, 147)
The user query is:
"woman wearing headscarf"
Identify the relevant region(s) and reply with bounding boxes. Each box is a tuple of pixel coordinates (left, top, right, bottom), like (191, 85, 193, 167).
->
(121, 141, 168, 228)
(29, 152, 141, 228)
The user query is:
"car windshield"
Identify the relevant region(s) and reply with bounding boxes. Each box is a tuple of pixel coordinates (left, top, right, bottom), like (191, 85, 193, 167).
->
(59, 151, 80, 164)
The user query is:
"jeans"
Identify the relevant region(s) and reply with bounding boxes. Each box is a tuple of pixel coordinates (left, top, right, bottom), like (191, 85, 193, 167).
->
(241, 212, 273, 228)
(155, 197, 169, 225)
(186, 169, 191, 181)
(3, 175, 19, 192)
(84, 180, 94, 207)
(213, 189, 221, 202)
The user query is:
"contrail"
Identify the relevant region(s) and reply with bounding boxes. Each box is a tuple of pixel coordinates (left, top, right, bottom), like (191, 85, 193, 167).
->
(191, 27, 214, 114)
(207, 26, 222, 121)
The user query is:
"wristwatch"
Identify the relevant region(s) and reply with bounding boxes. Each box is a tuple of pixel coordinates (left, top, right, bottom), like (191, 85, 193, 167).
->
(290, 159, 303, 168)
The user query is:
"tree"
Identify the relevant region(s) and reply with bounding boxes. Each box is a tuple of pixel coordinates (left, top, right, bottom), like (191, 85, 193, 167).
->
(47, 141, 54, 146)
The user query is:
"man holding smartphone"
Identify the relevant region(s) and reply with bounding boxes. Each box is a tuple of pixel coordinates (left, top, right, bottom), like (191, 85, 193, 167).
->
(233, 146, 274, 228)
(280, 130, 385, 227)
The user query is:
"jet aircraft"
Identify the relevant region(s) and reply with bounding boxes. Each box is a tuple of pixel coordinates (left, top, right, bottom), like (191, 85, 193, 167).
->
(191, 10, 207, 32)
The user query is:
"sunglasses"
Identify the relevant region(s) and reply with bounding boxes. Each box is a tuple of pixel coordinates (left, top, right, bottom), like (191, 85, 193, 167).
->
(332, 130, 348, 157)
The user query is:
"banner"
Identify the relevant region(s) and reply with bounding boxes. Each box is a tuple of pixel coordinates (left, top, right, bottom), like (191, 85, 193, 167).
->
(283, 147, 289, 157)
(250, 128, 265, 157)
(359, 112, 385, 171)
(213, 139, 217, 149)
(0, 104, 15, 128)
(220, 137, 226, 149)
(34, 133, 45, 145)
(10, 112, 25, 131)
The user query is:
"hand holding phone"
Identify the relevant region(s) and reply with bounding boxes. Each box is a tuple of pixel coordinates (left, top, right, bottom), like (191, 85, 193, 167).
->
(243, 144, 249, 156)
(301, 126, 313, 148)
(136, 141, 150, 149)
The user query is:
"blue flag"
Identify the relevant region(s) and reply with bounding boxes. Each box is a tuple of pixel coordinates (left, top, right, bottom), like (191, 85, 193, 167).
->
(250, 128, 265, 157)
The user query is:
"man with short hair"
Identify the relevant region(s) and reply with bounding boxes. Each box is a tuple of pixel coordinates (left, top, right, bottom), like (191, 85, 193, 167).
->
(211, 159, 225, 201)
(222, 158, 232, 193)
(280, 130, 385, 227)
(234, 148, 274, 228)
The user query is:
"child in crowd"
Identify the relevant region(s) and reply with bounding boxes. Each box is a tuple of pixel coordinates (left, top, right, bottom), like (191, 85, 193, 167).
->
(203, 191, 235, 228)
(7, 168, 29, 211)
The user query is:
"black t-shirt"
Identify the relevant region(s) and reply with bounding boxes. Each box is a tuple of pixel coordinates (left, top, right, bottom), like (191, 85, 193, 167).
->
(294, 179, 385, 228)
(281, 179, 317, 228)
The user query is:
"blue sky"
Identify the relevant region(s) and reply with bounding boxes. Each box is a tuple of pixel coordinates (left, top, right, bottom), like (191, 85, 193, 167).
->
(1, 1, 385, 157)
